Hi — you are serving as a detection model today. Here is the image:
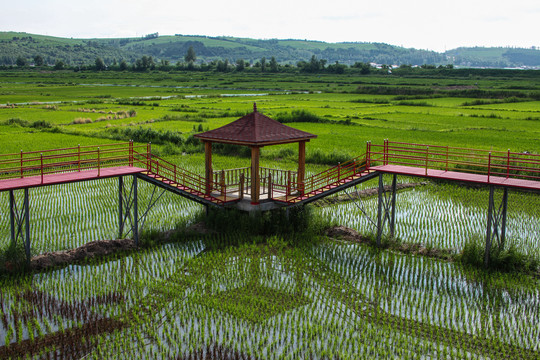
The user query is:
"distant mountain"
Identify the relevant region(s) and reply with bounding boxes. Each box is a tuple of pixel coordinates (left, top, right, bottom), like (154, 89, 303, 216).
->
(445, 47, 540, 68)
(1, 31, 539, 68)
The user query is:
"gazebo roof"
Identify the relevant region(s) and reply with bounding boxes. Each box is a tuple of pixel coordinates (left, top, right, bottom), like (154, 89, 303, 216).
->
(194, 104, 317, 146)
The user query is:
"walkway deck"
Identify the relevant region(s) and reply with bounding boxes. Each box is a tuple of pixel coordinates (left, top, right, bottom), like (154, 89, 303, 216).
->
(1, 140, 539, 208)
(0, 166, 146, 192)
(370, 165, 540, 192)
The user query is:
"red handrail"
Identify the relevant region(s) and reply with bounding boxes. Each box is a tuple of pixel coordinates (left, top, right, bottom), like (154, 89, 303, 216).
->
(367, 141, 540, 182)
(2, 140, 539, 205)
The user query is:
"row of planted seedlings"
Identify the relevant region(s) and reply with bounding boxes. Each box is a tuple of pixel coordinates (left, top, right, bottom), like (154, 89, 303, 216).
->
(67, 232, 499, 359)
(84, 233, 372, 359)
(2, 229, 539, 358)
(310, 240, 540, 358)
(0, 175, 203, 255)
(1, 211, 539, 358)
(0, 239, 204, 358)
(319, 180, 540, 257)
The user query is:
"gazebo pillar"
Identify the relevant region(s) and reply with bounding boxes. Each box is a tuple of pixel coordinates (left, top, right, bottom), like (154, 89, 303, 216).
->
(298, 141, 306, 194)
(251, 146, 260, 204)
(204, 141, 213, 195)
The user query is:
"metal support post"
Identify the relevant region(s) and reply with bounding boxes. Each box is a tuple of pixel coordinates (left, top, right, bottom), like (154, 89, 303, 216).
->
(24, 188, 31, 262)
(118, 175, 163, 245)
(484, 186, 509, 268)
(500, 187, 508, 250)
(118, 176, 124, 239)
(484, 186, 494, 267)
(9, 190, 15, 243)
(377, 174, 383, 246)
(377, 173, 398, 246)
(390, 174, 397, 237)
(8, 190, 30, 253)
(133, 175, 139, 246)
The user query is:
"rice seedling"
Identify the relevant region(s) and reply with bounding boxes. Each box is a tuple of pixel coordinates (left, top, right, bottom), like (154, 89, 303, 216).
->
(1, 70, 539, 358)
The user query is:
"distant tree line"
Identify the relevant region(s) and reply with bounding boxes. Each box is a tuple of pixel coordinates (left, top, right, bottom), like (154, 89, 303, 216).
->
(5, 46, 540, 78)
(5, 47, 457, 75)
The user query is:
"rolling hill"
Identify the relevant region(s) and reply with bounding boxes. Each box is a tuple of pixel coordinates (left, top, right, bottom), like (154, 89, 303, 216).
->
(1, 31, 539, 68)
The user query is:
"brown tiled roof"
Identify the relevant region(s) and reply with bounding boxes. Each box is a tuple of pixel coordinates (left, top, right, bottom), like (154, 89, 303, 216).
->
(194, 104, 317, 146)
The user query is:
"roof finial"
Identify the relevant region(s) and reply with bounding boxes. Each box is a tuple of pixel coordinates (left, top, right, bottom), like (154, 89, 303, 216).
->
(253, 102, 257, 112)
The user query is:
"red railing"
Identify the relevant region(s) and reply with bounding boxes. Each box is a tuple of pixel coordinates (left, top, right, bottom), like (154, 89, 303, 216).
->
(3, 140, 537, 205)
(0, 141, 146, 182)
(213, 167, 297, 197)
(367, 140, 540, 182)
(134, 151, 243, 205)
(271, 154, 367, 203)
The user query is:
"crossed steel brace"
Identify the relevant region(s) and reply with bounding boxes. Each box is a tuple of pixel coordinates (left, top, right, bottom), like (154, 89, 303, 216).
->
(344, 173, 397, 246)
(484, 186, 509, 267)
(8, 189, 31, 262)
(118, 175, 167, 246)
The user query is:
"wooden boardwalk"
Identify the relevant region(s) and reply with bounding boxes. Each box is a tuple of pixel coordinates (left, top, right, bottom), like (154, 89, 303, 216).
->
(1, 140, 538, 265)
(370, 165, 540, 192)
(0, 166, 145, 192)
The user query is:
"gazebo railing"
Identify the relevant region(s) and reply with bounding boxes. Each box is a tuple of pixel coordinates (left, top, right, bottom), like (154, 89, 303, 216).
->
(213, 167, 297, 197)
(213, 167, 251, 195)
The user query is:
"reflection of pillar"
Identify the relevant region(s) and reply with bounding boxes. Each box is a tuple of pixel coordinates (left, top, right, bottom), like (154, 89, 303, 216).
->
(298, 141, 306, 194)
(205, 141, 213, 195)
(295, 259, 304, 297)
(249, 256, 260, 288)
(251, 146, 260, 204)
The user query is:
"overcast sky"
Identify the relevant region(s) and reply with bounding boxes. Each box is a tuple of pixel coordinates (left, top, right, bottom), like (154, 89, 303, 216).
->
(3, 0, 539, 52)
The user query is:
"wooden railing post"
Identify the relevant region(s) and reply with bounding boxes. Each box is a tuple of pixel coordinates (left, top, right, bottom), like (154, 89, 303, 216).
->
(40, 153, 43, 184)
(220, 169, 225, 196)
(239, 173, 244, 200)
(147, 142, 151, 171)
(97, 147, 101, 177)
(268, 174, 273, 199)
(366, 141, 371, 170)
(488, 152, 491, 183)
(445, 145, 449, 172)
(78, 144, 81, 172)
(287, 170, 291, 198)
(425, 146, 429, 176)
(506, 149, 510, 178)
(129, 140, 133, 167)
(174, 164, 177, 183)
(337, 162, 341, 181)
(20, 150, 24, 178)
(384, 139, 388, 165)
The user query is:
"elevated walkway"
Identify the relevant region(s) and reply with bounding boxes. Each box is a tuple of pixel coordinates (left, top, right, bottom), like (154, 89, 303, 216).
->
(1, 140, 539, 266)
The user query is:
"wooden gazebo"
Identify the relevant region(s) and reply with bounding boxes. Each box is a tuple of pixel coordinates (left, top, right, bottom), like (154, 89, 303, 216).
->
(194, 103, 317, 204)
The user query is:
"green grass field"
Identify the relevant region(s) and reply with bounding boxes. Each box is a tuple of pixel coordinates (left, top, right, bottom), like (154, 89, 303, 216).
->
(0, 70, 539, 359)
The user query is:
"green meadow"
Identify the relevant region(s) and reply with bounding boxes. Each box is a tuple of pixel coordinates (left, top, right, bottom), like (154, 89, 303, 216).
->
(0, 70, 539, 359)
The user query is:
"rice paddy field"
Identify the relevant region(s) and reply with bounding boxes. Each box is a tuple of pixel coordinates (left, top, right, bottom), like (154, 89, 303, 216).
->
(0, 70, 539, 359)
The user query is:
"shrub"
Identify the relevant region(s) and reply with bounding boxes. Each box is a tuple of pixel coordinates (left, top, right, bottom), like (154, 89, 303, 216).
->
(305, 148, 351, 166)
(274, 109, 330, 124)
(0, 241, 28, 275)
(458, 236, 539, 273)
(73, 117, 92, 124)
